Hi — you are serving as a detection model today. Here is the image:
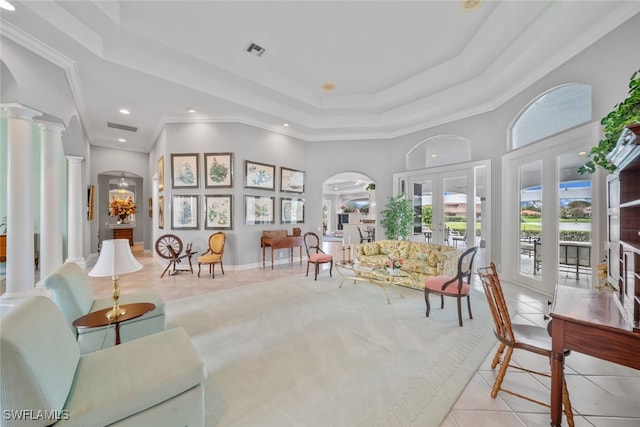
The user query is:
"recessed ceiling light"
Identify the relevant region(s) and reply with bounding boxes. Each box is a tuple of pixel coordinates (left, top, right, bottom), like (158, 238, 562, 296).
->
(431, 154, 438, 158)
(578, 151, 587, 156)
(187, 108, 196, 113)
(119, 109, 130, 115)
(118, 138, 126, 143)
(461, 0, 482, 11)
(0, 1, 15, 11)
(283, 123, 289, 127)
(321, 82, 336, 92)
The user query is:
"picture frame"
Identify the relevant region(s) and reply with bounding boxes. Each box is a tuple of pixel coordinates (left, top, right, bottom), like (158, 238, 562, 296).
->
(281, 197, 305, 224)
(244, 160, 275, 190)
(280, 167, 305, 193)
(158, 195, 164, 229)
(171, 194, 199, 230)
(171, 153, 199, 189)
(158, 156, 164, 192)
(244, 195, 275, 225)
(87, 185, 95, 220)
(204, 194, 233, 230)
(204, 152, 233, 188)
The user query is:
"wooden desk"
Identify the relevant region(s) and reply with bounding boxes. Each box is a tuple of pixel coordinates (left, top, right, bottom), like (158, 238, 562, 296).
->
(549, 285, 640, 426)
(261, 230, 303, 269)
(73, 303, 155, 346)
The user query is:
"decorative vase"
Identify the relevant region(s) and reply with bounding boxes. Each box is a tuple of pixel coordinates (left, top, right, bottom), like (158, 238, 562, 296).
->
(386, 267, 400, 276)
(118, 213, 128, 224)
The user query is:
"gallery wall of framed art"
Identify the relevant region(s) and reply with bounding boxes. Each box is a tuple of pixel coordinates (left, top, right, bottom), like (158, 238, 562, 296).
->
(160, 151, 306, 230)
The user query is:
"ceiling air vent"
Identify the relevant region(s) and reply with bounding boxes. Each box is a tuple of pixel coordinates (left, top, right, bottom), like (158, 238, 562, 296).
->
(107, 122, 137, 132)
(246, 42, 266, 57)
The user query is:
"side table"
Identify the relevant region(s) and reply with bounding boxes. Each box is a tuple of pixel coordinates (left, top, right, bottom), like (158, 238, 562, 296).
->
(73, 302, 156, 346)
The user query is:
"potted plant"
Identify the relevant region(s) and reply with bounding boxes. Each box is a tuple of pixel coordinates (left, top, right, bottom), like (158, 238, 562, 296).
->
(380, 194, 414, 240)
(578, 69, 640, 174)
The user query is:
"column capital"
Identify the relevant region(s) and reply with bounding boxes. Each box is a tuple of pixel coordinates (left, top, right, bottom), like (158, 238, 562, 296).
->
(35, 118, 66, 134)
(66, 155, 85, 164)
(0, 103, 41, 120)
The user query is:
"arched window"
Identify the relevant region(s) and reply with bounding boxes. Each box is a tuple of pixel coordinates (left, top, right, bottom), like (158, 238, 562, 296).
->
(511, 84, 592, 149)
(406, 135, 471, 170)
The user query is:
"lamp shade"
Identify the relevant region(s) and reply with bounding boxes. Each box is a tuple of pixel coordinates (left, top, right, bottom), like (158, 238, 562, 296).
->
(89, 239, 143, 277)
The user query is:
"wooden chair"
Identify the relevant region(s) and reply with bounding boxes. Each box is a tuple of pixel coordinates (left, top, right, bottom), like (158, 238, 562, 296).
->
(303, 232, 333, 280)
(424, 246, 478, 326)
(357, 226, 372, 243)
(197, 232, 226, 278)
(477, 262, 574, 427)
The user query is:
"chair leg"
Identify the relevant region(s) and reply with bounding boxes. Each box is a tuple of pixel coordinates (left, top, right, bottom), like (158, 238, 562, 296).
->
(220, 262, 224, 275)
(197, 263, 202, 277)
(424, 289, 431, 317)
(491, 346, 513, 399)
(315, 263, 319, 281)
(456, 296, 463, 327)
(329, 261, 333, 277)
(211, 264, 215, 279)
(562, 376, 575, 427)
(440, 295, 444, 309)
(466, 295, 473, 320)
(306, 261, 310, 277)
(491, 343, 505, 369)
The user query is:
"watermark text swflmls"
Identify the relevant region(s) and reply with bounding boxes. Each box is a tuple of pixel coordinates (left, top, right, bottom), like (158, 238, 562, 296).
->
(3, 409, 70, 421)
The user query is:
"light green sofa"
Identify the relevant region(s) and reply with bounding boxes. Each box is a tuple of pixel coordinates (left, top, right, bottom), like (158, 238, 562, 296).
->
(0, 295, 206, 427)
(356, 240, 462, 291)
(43, 262, 165, 354)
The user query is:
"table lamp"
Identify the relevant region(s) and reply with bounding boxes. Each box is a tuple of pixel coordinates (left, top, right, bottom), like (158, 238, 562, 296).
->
(89, 239, 143, 319)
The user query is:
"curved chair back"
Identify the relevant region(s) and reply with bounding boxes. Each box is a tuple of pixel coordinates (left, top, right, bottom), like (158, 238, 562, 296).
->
(209, 232, 226, 255)
(451, 246, 479, 292)
(303, 232, 321, 256)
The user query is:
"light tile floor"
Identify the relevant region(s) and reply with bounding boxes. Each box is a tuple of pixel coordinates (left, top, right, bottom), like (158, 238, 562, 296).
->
(5, 240, 640, 426)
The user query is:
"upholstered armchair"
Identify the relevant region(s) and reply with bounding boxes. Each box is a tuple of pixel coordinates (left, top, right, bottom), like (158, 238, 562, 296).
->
(43, 261, 165, 354)
(0, 296, 205, 427)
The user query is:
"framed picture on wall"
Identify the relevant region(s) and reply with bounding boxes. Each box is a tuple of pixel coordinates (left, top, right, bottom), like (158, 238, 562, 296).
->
(171, 194, 199, 230)
(171, 153, 199, 189)
(204, 194, 233, 230)
(204, 152, 233, 188)
(158, 156, 165, 192)
(280, 167, 305, 193)
(158, 195, 164, 229)
(244, 160, 275, 190)
(281, 197, 304, 224)
(244, 195, 275, 225)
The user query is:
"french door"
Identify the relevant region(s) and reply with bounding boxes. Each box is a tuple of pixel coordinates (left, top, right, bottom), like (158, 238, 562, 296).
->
(395, 161, 489, 256)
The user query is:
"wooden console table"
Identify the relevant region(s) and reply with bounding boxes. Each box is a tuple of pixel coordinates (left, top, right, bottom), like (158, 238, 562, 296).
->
(108, 224, 136, 246)
(549, 285, 640, 426)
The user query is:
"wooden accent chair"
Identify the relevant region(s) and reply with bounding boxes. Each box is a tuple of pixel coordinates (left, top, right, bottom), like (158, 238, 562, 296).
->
(303, 232, 333, 280)
(197, 232, 226, 278)
(424, 246, 478, 326)
(477, 262, 574, 427)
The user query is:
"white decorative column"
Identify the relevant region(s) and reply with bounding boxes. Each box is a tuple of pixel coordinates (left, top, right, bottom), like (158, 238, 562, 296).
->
(65, 155, 85, 268)
(1, 103, 41, 296)
(37, 119, 65, 279)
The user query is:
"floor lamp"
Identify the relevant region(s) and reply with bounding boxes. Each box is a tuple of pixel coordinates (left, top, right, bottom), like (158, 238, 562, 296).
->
(89, 239, 143, 319)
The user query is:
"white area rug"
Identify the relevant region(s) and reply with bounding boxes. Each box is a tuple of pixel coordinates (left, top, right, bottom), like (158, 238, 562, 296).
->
(166, 273, 494, 427)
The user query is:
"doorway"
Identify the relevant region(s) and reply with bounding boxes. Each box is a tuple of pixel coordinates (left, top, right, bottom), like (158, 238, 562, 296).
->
(395, 160, 489, 257)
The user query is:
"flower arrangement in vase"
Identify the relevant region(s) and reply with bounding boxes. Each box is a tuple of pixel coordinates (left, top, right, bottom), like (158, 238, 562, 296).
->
(386, 257, 404, 275)
(110, 196, 136, 224)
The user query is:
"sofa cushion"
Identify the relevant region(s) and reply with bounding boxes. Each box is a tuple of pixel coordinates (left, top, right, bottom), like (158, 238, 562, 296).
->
(43, 262, 94, 327)
(58, 327, 206, 427)
(0, 296, 80, 427)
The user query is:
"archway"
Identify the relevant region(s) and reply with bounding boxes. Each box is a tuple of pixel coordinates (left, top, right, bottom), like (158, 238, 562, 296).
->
(97, 171, 143, 251)
(322, 172, 376, 244)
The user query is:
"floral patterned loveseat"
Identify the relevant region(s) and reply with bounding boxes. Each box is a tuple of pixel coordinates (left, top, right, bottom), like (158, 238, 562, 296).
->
(355, 240, 462, 291)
